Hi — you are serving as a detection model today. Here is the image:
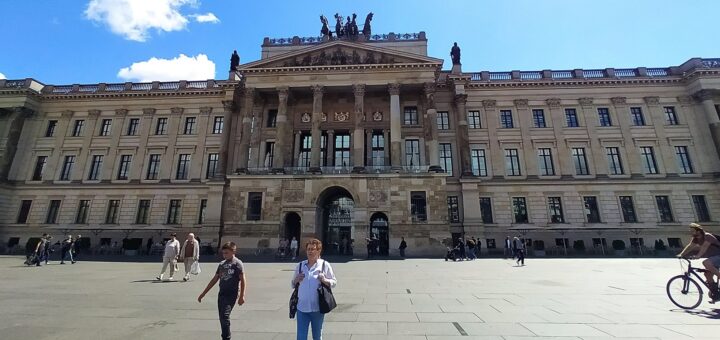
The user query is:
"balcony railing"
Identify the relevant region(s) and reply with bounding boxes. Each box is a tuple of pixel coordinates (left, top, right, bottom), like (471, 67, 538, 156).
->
(615, 68, 637, 77)
(582, 69, 605, 78)
(237, 165, 434, 175)
(489, 72, 512, 80)
(551, 70, 573, 79)
(520, 71, 542, 80)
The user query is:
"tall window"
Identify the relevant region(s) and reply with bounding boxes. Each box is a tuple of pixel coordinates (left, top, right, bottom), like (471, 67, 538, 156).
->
(100, 119, 112, 136)
(619, 196, 637, 223)
(664, 106, 679, 125)
(60, 155, 75, 181)
(320, 135, 328, 167)
(548, 197, 564, 223)
(447, 196, 460, 223)
(32, 156, 47, 181)
(630, 107, 645, 126)
(565, 108, 579, 127)
(17, 200, 32, 224)
(266, 110, 277, 128)
(136, 200, 151, 224)
(213, 116, 224, 134)
(439, 143, 453, 176)
(72, 120, 84, 137)
(46, 200, 61, 224)
(176, 154, 191, 180)
(371, 133, 384, 166)
(75, 200, 90, 224)
(572, 147, 590, 175)
(207, 153, 219, 178)
(512, 197, 528, 223)
(537, 148, 555, 176)
(146, 154, 161, 180)
(505, 149, 521, 176)
(405, 139, 420, 167)
(640, 146, 658, 174)
(479, 197, 493, 223)
(403, 106, 418, 125)
(410, 191, 427, 222)
(126, 118, 140, 135)
(45, 120, 57, 137)
(468, 111, 481, 129)
(334, 135, 350, 167)
(198, 199, 208, 224)
(105, 200, 120, 224)
(583, 196, 601, 223)
(299, 135, 311, 168)
(675, 146, 694, 174)
(117, 155, 132, 180)
(155, 118, 168, 135)
(656, 196, 674, 222)
(167, 199, 182, 224)
(598, 108, 612, 126)
(532, 109, 546, 128)
(88, 155, 104, 180)
(471, 149, 487, 177)
(606, 147, 624, 175)
(437, 111, 450, 130)
(692, 195, 711, 222)
(247, 192, 262, 221)
(264, 142, 275, 168)
(500, 110, 514, 128)
(183, 117, 197, 134)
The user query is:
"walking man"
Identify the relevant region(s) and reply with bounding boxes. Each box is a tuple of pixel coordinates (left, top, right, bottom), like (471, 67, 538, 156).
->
(467, 238, 477, 260)
(457, 237, 466, 261)
(198, 242, 246, 340)
(72, 235, 81, 262)
(157, 233, 180, 281)
(182, 233, 200, 281)
(504, 236, 512, 259)
(515, 237, 526, 266)
(399, 237, 407, 257)
(60, 235, 75, 264)
(290, 237, 299, 260)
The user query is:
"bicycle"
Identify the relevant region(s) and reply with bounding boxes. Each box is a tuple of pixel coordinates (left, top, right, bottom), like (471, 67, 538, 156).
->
(666, 257, 719, 309)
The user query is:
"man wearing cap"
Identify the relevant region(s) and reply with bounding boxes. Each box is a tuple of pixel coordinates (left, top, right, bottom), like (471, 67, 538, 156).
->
(157, 233, 181, 281)
(678, 223, 720, 300)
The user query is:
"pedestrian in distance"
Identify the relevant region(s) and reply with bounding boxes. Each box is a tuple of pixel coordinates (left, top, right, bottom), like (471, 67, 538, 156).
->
(515, 237, 526, 266)
(198, 242, 246, 340)
(457, 237, 466, 261)
(504, 236, 512, 259)
(290, 237, 299, 260)
(72, 235, 81, 261)
(467, 238, 476, 260)
(157, 233, 180, 281)
(60, 235, 75, 264)
(291, 238, 337, 340)
(399, 237, 407, 258)
(181, 233, 200, 281)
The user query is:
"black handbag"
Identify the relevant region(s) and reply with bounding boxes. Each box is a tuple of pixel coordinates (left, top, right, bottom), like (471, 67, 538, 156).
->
(289, 264, 300, 319)
(317, 260, 337, 314)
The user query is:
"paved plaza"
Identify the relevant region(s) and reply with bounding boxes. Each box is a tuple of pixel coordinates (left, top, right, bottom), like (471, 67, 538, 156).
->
(1, 256, 719, 340)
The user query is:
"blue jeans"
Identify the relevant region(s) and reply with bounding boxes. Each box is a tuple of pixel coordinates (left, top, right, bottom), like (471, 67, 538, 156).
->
(296, 311, 324, 340)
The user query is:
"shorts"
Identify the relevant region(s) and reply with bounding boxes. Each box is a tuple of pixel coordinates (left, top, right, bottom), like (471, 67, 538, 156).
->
(708, 255, 720, 268)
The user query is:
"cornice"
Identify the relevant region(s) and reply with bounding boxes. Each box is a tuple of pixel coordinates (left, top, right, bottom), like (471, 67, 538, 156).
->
(239, 62, 441, 75)
(465, 77, 685, 89)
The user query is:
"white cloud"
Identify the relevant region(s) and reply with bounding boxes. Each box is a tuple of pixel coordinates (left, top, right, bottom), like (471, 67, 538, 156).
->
(192, 13, 219, 24)
(117, 54, 215, 82)
(0, 72, 6, 79)
(84, 0, 197, 42)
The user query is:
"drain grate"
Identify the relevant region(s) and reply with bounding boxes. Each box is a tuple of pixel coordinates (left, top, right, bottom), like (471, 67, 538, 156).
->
(452, 322, 468, 336)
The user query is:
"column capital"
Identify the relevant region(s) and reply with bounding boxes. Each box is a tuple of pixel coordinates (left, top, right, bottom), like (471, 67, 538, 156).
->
(311, 84, 324, 96)
(610, 96, 627, 106)
(513, 99, 529, 108)
(277, 86, 289, 99)
(200, 106, 213, 115)
(222, 100, 236, 111)
(578, 97, 594, 106)
(142, 108, 156, 116)
(352, 83, 366, 96)
(454, 93, 468, 105)
(694, 89, 716, 102)
(88, 109, 102, 117)
(643, 96, 660, 106)
(481, 99, 496, 109)
(545, 98, 561, 108)
(388, 83, 401, 96)
(243, 87, 256, 99)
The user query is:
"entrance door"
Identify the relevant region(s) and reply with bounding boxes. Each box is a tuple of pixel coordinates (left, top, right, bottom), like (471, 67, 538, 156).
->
(324, 196, 354, 255)
(370, 212, 389, 256)
(284, 212, 301, 242)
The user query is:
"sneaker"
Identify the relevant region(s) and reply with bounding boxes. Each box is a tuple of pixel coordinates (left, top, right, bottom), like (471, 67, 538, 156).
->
(60, 262, 65, 264)
(71, 261, 76, 264)
(156, 275, 163, 281)
(167, 277, 174, 281)
(183, 276, 189, 282)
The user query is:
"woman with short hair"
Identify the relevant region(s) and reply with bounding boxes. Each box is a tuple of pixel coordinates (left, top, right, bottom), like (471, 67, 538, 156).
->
(291, 238, 337, 340)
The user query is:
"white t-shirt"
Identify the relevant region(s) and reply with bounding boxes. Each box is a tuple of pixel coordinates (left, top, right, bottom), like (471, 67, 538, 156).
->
(290, 239, 298, 249)
(163, 239, 180, 258)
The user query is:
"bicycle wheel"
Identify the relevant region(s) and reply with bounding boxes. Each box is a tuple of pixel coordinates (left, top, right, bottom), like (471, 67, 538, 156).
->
(666, 274, 703, 309)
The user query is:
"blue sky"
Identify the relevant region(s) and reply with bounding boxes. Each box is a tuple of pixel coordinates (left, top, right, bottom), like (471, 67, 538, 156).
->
(1, 0, 719, 84)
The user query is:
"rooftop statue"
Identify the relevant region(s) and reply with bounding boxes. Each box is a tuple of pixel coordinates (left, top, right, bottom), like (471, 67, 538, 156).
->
(450, 42, 461, 65)
(230, 50, 240, 71)
(362, 12, 373, 37)
(320, 15, 332, 38)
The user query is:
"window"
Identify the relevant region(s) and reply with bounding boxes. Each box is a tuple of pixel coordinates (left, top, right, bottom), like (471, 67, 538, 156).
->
(213, 116, 225, 134)
(675, 146, 694, 174)
(126, 118, 139, 135)
(505, 149, 521, 176)
(183, 117, 197, 134)
(247, 192, 262, 221)
(405, 139, 420, 167)
(597, 108, 612, 126)
(207, 153, 219, 178)
(105, 200, 120, 224)
(146, 154, 161, 180)
(17, 200, 32, 224)
(537, 148, 555, 176)
(583, 196, 601, 223)
(664, 106, 679, 125)
(32, 156, 47, 181)
(198, 199, 208, 224)
(470, 149, 487, 177)
(100, 119, 112, 136)
(334, 135, 350, 167)
(403, 106, 418, 125)
(46, 200, 61, 224)
(630, 107, 645, 126)
(468, 111, 481, 129)
(565, 108, 579, 127)
(640, 146, 658, 174)
(176, 154, 191, 180)
(692, 195, 711, 222)
(532, 109, 546, 128)
(619, 196, 637, 223)
(299, 135, 311, 168)
(479, 197, 493, 223)
(45, 120, 57, 137)
(603, 147, 624, 175)
(167, 199, 182, 224)
(136, 200, 151, 224)
(656, 196, 674, 222)
(572, 148, 590, 175)
(668, 238, 682, 248)
(512, 197, 528, 223)
(500, 110, 514, 128)
(75, 200, 90, 224)
(71, 120, 84, 137)
(60, 155, 75, 181)
(440, 143, 453, 176)
(437, 111, 450, 130)
(410, 191, 427, 222)
(117, 155, 132, 180)
(88, 155, 103, 180)
(548, 197, 564, 223)
(447, 196, 460, 223)
(371, 133, 384, 166)
(264, 142, 275, 168)
(320, 135, 328, 167)
(155, 118, 168, 135)
(266, 110, 277, 128)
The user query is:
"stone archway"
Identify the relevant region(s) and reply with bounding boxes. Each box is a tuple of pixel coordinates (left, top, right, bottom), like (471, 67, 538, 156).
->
(283, 212, 301, 244)
(315, 186, 355, 256)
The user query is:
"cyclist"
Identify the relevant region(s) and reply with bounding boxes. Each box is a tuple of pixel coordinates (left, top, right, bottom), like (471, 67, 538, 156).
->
(678, 223, 720, 300)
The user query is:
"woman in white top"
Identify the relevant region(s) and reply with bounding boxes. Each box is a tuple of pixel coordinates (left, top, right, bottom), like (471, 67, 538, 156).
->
(291, 238, 337, 340)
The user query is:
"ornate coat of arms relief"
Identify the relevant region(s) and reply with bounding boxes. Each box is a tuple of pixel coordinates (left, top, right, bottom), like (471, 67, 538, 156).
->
(334, 112, 350, 122)
(301, 112, 311, 123)
(372, 111, 383, 121)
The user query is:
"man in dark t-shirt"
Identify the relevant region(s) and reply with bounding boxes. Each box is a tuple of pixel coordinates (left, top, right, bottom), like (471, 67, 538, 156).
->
(679, 223, 720, 300)
(198, 242, 246, 340)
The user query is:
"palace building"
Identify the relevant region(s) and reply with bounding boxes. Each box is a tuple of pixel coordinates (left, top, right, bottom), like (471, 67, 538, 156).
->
(2, 27, 720, 256)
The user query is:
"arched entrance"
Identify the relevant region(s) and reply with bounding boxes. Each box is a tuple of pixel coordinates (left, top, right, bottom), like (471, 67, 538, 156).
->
(317, 186, 354, 256)
(370, 212, 390, 256)
(284, 212, 301, 244)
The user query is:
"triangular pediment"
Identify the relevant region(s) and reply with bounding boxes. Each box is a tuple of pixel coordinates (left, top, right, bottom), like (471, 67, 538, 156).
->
(238, 40, 442, 70)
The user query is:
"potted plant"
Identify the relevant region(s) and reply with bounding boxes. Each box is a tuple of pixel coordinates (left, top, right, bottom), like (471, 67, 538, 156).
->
(654, 239, 668, 257)
(612, 240, 626, 256)
(533, 240, 546, 257)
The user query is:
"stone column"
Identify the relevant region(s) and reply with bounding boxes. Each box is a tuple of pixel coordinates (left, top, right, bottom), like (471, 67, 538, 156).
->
(237, 88, 255, 171)
(455, 93, 473, 176)
(327, 130, 335, 167)
(424, 83, 441, 172)
(352, 84, 366, 172)
(218, 100, 235, 176)
(273, 87, 290, 172)
(546, 98, 571, 175)
(365, 129, 373, 166)
(310, 85, 324, 172)
(644, 96, 674, 174)
(293, 131, 302, 167)
(383, 129, 391, 167)
(611, 96, 641, 174)
(389, 83, 402, 169)
(482, 100, 503, 177)
(695, 90, 720, 159)
(515, 99, 537, 177)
